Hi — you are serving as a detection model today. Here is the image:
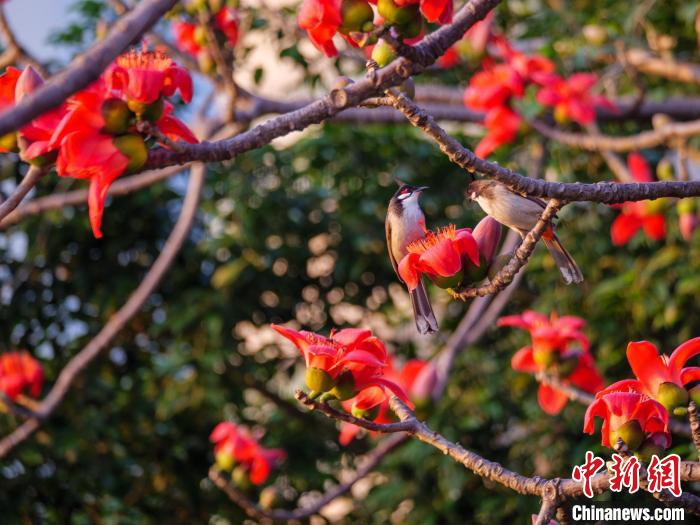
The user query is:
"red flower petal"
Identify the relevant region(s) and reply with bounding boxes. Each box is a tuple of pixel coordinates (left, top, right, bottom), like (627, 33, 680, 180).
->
(626, 341, 670, 396)
(611, 212, 643, 245)
(537, 383, 569, 415)
(511, 346, 538, 373)
(668, 337, 700, 384)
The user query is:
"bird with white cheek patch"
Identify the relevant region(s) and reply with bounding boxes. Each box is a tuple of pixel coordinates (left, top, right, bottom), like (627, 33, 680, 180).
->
(467, 179, 583, 284)
(385, 183, 439, 335)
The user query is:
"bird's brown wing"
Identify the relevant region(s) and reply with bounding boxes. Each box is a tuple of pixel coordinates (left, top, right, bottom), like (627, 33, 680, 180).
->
(518, 192, 560, 220)
(385, 218, 400, 277)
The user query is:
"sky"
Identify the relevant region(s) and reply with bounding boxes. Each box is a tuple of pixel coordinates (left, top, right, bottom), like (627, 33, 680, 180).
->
(5, 0, 74, 63)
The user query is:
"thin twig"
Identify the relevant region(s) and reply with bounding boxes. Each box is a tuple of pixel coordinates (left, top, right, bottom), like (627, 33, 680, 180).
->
(0, 166, 45, 223)
(0, 163, 206, 458)
(0, 5, 48, 76)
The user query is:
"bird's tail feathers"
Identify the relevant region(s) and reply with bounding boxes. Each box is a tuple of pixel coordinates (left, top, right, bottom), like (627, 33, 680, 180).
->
(410, 280, 439, 334)
(543, 233, 583, 285)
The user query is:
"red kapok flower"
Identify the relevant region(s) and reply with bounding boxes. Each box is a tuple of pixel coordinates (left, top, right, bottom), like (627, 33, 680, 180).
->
(0, 351, 43, 401)
(474, 105, 521, 158)
(108, 49, 193, 105)
(271, 324, 410, 404)
(210, 422, 286, 485)
(535, 72, 614, 126)
(596, 339, 700, 412)
(215, 7, 240, 46)
(398, 224, 479, 291)
(298, 0, 342, 57)
(172, 22, 203, 56)
(339, 358, 435, 444)
(610, 153, 666, 245)
(156, 101, 199, 144)
(584, 391, 670, 450)
(463, 63, 524, 111)
(500, 311, 603, 415)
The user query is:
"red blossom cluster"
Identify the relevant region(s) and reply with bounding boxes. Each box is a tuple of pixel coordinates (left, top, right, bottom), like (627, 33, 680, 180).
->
(0, 351, 43, 401)
(398, 216, 501, 292)
(0, 49, 197, 238)
(499, 311, 604, 415)
(339, 357, 436, 444)
(210, 422, 286, 485)
(171, 1, 240, 73)
(585, 338, 700, 455)
(610, 153, 666, 246)
(297, 0, 454, 58)
(272, 324, 412, 408)
(463, 38, 614, 158)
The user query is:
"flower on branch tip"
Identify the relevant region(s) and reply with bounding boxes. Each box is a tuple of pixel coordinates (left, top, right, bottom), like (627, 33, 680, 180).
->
(108, 49, 193, 106)
(0, 351, 43, 401)
(397, 224, 479, 291)
(534, 72, 615, 126)
(500, 311, 603, 415)
(339, 358, 435, 444)
(210, 422, 285, 485)
(584, 391, 670, 450)
(596, 338, 700, 412)
(610, 153, 666, 246)
(463, 63, 524, 111)
(298, 0, 343, 57)
(271, 324, 410, 404)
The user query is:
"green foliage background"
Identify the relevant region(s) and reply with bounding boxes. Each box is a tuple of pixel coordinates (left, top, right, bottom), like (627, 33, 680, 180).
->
(2, 0, 700, 523)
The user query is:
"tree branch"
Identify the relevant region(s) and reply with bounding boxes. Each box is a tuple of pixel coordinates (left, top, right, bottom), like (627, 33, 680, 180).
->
(0, 5, 48, 76)
(0, 163, 206, 458)
(0, 166, 45, 223)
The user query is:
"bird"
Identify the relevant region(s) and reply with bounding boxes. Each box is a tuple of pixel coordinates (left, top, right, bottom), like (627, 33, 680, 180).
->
(385, 183, 439, 334)
(467, 179, 583, 284)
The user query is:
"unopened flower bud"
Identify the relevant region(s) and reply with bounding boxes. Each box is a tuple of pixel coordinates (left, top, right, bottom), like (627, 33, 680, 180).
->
(351, 404, 380, 420)
(127, 96, 164, 121)
(232, 465, 251, 490)
(656, 158, 674, 181)
(371, 39, 396, 68)
(305, 367, 335, 393)
(258, 486, 280, 510)
(394, 16, 422, 39)
(689, 384, 700, 406)
(473, 216, 502, 267)
(635, 438, 665, 462)
(0, 132, 18, 153)
(101, 98, 132, 135)
(609, 419, 644, 451)
(114, 134, 148, 173)
(429, 269, 464, 289)
(339, 0, 374, 35)
(215, 450, 235, 471)
(644, 198, 667, 214)
(377, 0, 419, 26)
(329, 369, 356, 400)
(15, 66, 44, 101)
(656, 382, 689, 412)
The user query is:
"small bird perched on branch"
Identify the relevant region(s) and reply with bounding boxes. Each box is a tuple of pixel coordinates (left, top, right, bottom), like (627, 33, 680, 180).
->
(386, 183, 439, 335)
(467, 179, 583, 284)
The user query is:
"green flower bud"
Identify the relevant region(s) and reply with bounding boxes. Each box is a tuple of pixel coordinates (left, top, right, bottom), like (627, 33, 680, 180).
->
(351, 404, 380, 420)
(610, 420, 644, 451)
(215, 450, 235, 471)
(101, 98, 132, 135)
(259, 486, 280, 510)
(635, 439, 665, 462)
(377, 0, 420, 26)
(0, 132, 18, 153)
(394, 16, 422, 39)
(656, 158, 674, 181)
(677, 198, 696, 215)
(339, 0, 374, 35)
(114, 134, 148, 173)
(689, 385, 700, 406)
(232, 465, 251, 490)
(371, 39, 396, 68)
(533, 348, 557, 368)
(305, 367, 335, 393)
(656, 382, 689, 412)
(329, 370, 356, 401)
(644, 198, 668, 215)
